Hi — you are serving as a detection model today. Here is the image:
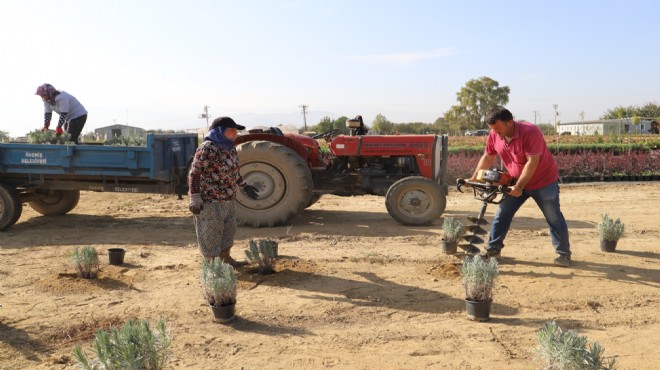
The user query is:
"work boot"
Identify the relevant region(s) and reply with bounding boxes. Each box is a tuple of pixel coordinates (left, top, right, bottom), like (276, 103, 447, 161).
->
(219, 249, 247, 267)
(481, 248, 502, 260)
(553, 254, 571, 267)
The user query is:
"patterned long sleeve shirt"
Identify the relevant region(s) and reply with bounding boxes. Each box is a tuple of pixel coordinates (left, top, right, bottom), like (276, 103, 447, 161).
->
(188, 141, 246, 202)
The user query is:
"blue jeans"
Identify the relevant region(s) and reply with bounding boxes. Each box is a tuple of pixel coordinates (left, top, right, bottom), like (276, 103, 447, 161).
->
(487, 181, 571, 257)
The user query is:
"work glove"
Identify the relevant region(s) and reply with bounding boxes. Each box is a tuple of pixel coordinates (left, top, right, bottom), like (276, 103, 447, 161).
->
(241, 184, 259, 200)
(189, 193, 203, 214)
(56, 126, 63, 135)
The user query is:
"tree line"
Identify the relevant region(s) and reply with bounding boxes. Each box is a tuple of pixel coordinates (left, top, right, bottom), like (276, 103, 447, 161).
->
(308, 76, 660, 135)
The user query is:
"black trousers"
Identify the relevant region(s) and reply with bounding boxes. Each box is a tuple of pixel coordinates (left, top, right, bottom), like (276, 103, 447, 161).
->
(66, 114, 87, 144)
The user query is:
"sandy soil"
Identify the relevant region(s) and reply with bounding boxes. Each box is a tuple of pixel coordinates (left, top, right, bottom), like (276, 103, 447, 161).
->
(0, 182, 659, 369)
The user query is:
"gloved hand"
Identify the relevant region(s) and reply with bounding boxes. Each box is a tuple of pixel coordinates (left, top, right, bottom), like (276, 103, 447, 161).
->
(241, 184, 259, 200)
(56, 126, 63, 135)
(189, 193, 203, 214)
(41, 125, 50, 132)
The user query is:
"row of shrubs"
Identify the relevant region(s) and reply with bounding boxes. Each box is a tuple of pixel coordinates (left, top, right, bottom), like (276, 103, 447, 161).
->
(447, 150, 660, 181)
(447, 134, 660, 148)
(450, 142, 660, 155)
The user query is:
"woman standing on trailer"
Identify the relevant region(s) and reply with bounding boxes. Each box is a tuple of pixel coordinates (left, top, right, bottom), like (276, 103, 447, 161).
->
(35, 83, 88, 144)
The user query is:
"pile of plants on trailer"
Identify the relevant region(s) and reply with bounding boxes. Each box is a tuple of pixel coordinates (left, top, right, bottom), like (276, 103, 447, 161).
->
(27, 129, 73, 144)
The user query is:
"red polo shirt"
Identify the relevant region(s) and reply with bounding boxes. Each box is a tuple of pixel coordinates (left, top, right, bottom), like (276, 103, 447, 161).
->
(485, 121, 558, 190)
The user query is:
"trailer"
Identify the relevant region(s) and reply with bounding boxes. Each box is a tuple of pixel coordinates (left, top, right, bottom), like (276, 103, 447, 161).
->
(0, 133, 197, 230)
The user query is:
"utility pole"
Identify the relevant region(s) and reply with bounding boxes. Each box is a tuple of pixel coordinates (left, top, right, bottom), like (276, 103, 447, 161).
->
(198, 105, 210, 128)
(532, 110, 539, 125)
(553, 104, 560, 150)
(300, 104, 309, 132)
(579, 111, 585, 121)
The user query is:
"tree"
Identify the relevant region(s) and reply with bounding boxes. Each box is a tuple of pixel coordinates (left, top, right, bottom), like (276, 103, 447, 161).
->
(443, 105, 470, 135)
(332, 116, 348, 133)
(311, 116, 334, 134)
(371, 114, 394, 134)
(601, 102, 660, 119)
(651, 120, 660, 134)
(537, 124, 556, 135)
(444, 76, 510, 131)
(0, 130, 10, 143)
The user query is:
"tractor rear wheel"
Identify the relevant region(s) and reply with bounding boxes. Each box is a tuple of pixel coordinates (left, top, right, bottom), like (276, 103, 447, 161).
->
(385, 176, 446, 226)
(236, 141, 313, 227)
(305, 194, 322, 208)
(29, 190, 80, 216)
(0, 184, 23, 231)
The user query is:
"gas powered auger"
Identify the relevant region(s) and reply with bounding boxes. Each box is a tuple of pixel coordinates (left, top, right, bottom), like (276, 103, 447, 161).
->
(455, 169, 515, 258)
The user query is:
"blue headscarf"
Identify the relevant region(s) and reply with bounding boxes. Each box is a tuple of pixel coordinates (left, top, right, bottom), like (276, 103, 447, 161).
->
(203, 127, 235, 150)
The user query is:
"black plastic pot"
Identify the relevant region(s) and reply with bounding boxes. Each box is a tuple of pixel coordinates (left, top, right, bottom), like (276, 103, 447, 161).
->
(600, 240, 617, 252)
(465, 299, 492, 322)
(108, 248, 125, 265)
(441, 239, 458, 254)
(211, 303, 236, 323)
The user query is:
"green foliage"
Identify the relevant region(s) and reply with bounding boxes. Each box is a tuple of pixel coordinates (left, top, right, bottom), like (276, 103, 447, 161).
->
(333, 116, 348, 133)
(313, 116, 334, 134)
(201, 258, 237, 306)
(536, 321, 618, 370)
(105, 135, 147, 147)
(598, 214, 625, 241)
(71, 246, 99, 279)
(461, 255, 499, 302)
(72, 319, 172, 370)
(442, 217, 465, 242)
(244, 239, 278, 274)
(0, 130, 10, 143)
(537, 123, 557, 135)
(27, 129, 73, 144)
(444, 76, 510, 131)
(371, 113, 395, 134)
(601, 102, 660, 120)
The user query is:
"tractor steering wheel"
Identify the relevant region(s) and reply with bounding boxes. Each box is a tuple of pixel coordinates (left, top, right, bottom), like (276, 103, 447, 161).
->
(312, 129, 342, 141)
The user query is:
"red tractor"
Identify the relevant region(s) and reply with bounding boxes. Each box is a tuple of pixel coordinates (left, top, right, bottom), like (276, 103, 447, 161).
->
(233, 117, 449, 227)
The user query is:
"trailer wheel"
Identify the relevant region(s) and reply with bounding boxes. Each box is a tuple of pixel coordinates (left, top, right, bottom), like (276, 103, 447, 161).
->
(385, 176, 446, 226)
(236, 141, 313, 227)
(29, 190, 80, 216)
(0, 184, 23, 231)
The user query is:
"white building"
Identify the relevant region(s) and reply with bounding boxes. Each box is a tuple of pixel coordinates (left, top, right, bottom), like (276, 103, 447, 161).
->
(557, 118, 654, 135)
(95, 124, 146, 139)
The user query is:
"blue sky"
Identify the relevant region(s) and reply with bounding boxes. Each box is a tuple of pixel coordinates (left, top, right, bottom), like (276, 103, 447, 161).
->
(1, 0, 659, 137)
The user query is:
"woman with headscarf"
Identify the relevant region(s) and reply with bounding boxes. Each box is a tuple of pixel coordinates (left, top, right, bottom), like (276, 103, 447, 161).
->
(35, 83, 88, 144)
(188, 117, 259, 265)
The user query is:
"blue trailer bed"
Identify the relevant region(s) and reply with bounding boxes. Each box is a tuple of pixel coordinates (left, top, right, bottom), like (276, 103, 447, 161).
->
(0, 133, 197, 230)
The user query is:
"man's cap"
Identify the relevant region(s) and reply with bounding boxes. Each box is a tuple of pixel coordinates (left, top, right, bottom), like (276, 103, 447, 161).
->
(210, 117, 245, 130)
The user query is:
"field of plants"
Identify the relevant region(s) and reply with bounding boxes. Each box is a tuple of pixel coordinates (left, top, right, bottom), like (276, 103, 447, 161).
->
(446, 134, 660, 182)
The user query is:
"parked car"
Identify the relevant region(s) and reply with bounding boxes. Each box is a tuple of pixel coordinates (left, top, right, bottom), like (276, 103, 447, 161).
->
(465, 129, 489, 136)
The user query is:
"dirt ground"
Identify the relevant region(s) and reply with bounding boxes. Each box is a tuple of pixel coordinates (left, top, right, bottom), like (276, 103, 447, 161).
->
(1, 182, 659, 369)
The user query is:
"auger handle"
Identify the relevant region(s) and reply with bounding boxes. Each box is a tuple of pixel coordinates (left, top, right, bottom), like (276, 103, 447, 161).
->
(497, 185, 511, 194)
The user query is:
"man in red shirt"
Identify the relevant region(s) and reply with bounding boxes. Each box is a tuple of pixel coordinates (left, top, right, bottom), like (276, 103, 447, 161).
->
(466, 106, 571, 267)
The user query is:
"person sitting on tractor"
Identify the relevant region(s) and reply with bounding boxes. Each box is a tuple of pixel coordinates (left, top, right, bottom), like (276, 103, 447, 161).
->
(464, 106, 571, 267)
(347, 115, 368, 136)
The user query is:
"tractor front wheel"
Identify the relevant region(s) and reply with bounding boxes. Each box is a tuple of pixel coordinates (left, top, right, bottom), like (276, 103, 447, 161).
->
(385, 176, 446, 226)
(236, 141, 313, 227)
